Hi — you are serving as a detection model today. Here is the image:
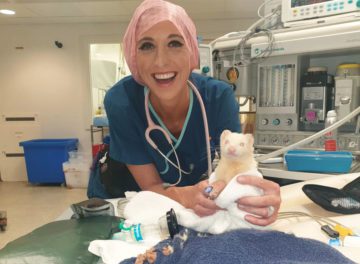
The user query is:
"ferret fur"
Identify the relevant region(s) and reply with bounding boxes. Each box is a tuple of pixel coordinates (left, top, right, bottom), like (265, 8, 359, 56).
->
(214, 130, 257, 184)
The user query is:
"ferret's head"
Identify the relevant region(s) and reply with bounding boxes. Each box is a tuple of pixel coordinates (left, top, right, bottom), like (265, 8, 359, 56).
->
(219, 130, 254, 160)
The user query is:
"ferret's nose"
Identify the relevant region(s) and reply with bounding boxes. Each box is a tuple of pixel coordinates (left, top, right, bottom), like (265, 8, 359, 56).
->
(228, 146, 236, 154)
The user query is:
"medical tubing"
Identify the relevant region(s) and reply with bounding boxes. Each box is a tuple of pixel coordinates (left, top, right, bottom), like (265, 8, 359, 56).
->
(277, 211, 344, 228)
(171, 144, 182, 185)
(257, 0, 279, 18)
(256, 106, 360, 162)
(278, 212, 324, 226)
(231, 25, 275, 69)
(164, 144, 183, 186)
(257, 0, 267, 18)
(145, 81, 212, 183)
(277, 212, 347, 231)
(209, 8, 275, 47)
(187, 80, 212, 178)
(155, 147, 190, 175)
(281, 211, 345, 227)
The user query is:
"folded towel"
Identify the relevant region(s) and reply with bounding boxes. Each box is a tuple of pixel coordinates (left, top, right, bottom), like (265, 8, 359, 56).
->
(176, 169, 264, 234)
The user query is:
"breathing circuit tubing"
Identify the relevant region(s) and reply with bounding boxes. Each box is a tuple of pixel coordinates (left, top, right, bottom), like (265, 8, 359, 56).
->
(256, 106, 360, 163)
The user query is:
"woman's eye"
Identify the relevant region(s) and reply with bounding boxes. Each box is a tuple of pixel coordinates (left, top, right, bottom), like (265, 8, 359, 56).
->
(168, 40, 183, 48)
(239, 143, 245, 147)
(138, 42, 154, 51)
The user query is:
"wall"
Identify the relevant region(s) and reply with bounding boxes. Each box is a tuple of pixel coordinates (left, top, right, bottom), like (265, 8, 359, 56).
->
(0, 18, 255, 180)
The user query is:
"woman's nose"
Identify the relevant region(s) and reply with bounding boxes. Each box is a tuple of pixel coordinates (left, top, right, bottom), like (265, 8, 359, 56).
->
(154, 47, 168, 67)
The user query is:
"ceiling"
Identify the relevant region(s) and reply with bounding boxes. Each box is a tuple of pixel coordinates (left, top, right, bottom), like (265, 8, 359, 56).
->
(0, 0, 264, 25)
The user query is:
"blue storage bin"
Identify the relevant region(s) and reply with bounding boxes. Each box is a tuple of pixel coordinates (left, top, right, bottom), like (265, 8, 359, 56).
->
(285, 150, 353, 174)
(19, 138, 78, 184)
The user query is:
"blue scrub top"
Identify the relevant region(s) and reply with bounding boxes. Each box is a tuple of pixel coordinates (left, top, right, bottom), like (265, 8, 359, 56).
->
(104, 73, 241, 186)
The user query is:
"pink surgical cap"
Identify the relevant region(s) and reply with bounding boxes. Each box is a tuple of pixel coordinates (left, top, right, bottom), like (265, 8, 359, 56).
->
(123, 0, 199, 85)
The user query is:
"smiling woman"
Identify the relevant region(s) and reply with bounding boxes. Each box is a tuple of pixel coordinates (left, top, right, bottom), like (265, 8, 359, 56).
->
(136, 21, 192, 123)
(100, 0, 281, 227)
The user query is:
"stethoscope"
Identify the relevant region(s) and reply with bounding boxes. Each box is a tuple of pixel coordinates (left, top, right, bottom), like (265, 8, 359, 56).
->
(144, 80, 212, 187)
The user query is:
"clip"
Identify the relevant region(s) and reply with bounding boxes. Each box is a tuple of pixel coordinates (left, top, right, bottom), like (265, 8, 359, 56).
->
(321, 225, 339, 238)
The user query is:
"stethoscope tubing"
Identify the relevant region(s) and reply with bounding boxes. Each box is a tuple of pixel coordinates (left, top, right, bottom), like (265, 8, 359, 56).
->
(144, 80, 212, 186)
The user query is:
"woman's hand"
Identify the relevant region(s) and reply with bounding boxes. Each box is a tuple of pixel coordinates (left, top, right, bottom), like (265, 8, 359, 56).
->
(236, 175, 281, 226)
(180, 179, 226, 217)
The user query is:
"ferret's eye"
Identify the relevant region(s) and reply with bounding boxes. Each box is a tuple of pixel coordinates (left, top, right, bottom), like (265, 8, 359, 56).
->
(224, 140, 229, 145)
(239, 143, 245, 147)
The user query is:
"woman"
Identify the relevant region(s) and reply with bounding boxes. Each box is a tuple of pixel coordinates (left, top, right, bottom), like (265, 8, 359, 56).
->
(104, 0, 280, 226)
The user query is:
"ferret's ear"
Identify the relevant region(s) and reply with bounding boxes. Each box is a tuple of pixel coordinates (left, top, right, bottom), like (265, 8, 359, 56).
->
(245, 134, 254, 146)
(220, 130, 231, 142)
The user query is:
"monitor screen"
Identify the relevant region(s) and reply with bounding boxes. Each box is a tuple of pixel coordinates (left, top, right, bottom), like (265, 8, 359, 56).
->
(291, 0, 332, 8)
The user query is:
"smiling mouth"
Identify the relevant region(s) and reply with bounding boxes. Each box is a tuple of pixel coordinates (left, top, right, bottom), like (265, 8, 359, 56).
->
(153, 72, 177, 83)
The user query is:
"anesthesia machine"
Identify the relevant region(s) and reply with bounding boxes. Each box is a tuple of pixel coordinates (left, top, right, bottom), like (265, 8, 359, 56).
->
(206, 0, 360, 177)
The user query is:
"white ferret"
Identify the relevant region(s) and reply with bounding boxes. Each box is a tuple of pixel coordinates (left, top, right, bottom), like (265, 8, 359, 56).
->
(214, 129, 258, 184)
(176, 130, 264, 234)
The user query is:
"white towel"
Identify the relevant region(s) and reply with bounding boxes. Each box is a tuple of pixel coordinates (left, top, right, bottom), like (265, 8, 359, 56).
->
(123, 191, 185, 224)
(88, 192, 184, 264)
(176, 169, 265, 234)
(88, 170, 264, 263)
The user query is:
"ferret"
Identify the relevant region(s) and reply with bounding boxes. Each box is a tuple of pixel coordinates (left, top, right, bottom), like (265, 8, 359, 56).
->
(214, 130, 257, 184)
(176, 130, 263, 234)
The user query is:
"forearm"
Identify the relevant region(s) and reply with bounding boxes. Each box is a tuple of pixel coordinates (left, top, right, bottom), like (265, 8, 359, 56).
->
(128, 163, 194, 208)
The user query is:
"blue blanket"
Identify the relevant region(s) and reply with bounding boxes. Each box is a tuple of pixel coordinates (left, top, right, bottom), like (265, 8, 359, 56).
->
(120, 228, 355, 264)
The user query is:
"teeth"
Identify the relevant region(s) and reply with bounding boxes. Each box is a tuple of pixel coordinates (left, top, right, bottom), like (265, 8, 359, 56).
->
(154, 72, 175, 80)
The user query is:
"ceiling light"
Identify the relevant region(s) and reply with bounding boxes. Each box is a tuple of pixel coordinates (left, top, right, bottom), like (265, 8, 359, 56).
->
(0, 9, 16, 15)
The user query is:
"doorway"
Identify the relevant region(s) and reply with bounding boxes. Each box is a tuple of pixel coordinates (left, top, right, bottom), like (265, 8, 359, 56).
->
(89, 43, 130, 117)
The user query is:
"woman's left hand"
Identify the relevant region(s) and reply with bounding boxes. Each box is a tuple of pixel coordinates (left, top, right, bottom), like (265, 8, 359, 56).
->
(235, 175, 281, 226)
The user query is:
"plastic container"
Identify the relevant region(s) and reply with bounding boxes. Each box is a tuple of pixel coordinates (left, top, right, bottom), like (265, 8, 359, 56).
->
(19, 138, 78, 184)
(63, 161, 91, 189)
(285, 150, 352, 173)
(63, 151, 91, 188)
(324, 110, 338, 151)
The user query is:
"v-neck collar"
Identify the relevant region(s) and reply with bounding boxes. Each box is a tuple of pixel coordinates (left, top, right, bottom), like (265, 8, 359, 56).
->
(144, 86, 194, 147)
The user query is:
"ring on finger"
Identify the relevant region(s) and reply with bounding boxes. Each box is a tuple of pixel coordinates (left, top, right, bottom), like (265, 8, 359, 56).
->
(267, 206, 275, 217)
(203, 185, 218, 200)
(203, 185, 213, 196)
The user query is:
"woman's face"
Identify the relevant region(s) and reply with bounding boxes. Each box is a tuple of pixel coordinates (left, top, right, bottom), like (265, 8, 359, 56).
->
(136, 21, 191, 101)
